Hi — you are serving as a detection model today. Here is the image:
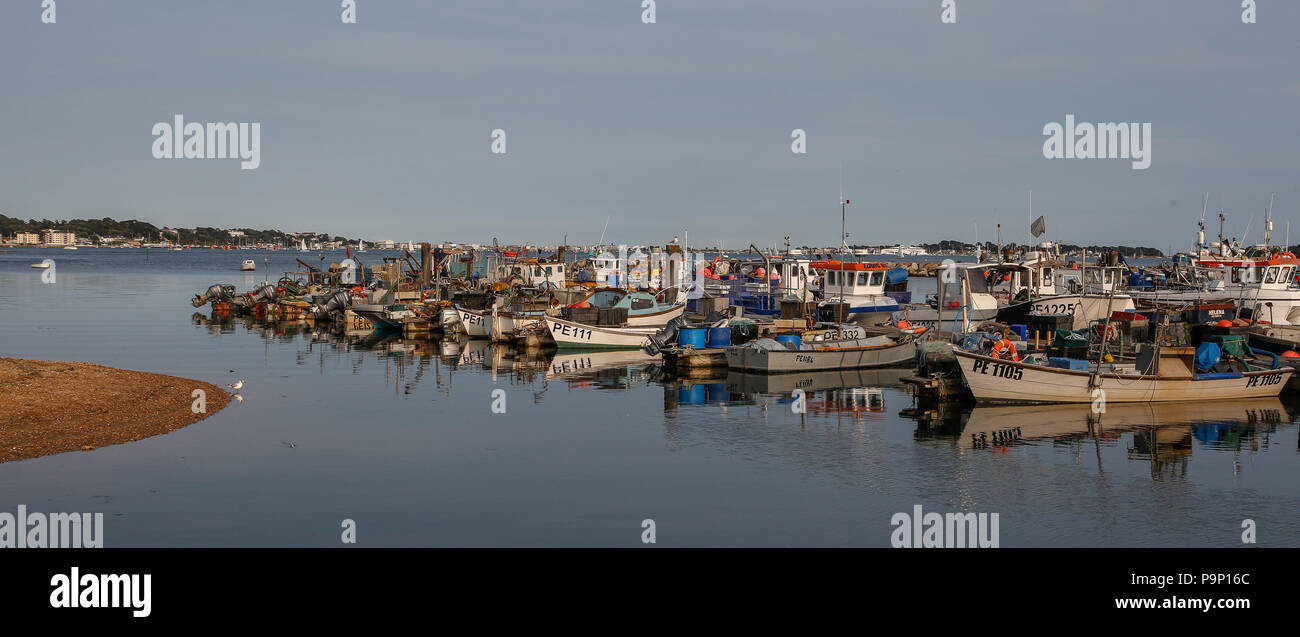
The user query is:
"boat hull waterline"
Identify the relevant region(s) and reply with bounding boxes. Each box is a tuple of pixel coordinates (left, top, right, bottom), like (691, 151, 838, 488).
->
(953, 350, 1292, 404)
(545, 317, 660, 349)
(726, 338, 920, 373)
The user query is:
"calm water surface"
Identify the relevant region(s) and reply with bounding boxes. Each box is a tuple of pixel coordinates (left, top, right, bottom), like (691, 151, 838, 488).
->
(1, 248, 1298, 546)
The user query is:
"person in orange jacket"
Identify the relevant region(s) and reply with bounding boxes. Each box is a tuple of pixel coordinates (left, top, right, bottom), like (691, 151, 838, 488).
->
(989, 330, 1019, 361)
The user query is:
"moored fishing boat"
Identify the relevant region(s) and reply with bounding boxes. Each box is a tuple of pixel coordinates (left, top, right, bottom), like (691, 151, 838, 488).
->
(899, 252, 1134, 332)
(953, 347, 1292, 404)
(725, 333, 923, 373)
(564, 288, 685, 326)
(455, 306, 491, 337)
(350, 304, 416, 331)
(811, 260, 900, 326)
(544, 316, 660, 349)
(489, 309, 547, 342)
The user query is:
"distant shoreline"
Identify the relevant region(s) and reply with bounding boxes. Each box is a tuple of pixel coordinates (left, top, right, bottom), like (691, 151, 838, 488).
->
(0, 358, 231, 463)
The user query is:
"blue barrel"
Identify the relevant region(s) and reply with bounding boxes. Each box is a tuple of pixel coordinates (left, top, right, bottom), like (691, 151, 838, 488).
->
(885, 267, 908, 285)
(706, 326, 731, 347)
(678, 384, 706, 404)
(679, 328, 706, 348)
(706, 383, 729, 403)
(774, 334, 802, 349)
(1009, 324, 1028, 340)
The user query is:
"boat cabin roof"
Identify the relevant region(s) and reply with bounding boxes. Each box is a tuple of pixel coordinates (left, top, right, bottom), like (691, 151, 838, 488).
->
(810, 260, 891, 272)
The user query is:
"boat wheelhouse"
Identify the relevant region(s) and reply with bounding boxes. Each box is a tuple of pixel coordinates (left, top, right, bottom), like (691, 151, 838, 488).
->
(897, 257, 1134, 332)
(812, 260, 900, 326)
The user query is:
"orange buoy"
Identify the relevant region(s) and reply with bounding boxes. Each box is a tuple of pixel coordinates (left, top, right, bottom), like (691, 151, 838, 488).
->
(896, 320, 911, 329)
(1002, 275, 1011, 281)
(1216, 320, 1233, 327)
(1283, 351, 1300, 358)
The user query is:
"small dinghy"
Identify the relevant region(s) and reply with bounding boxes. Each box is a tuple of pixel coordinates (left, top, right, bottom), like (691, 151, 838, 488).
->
(30, 261, 51, 269)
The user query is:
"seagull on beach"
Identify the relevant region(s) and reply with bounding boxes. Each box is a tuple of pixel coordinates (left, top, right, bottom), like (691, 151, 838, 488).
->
(226, 379, 244, 390)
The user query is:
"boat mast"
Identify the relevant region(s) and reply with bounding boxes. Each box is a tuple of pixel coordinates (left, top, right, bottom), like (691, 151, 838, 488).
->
(838, 167, 848, 328)
(1197, 193, 1207, 255)
(1265, 193, 1275, 252)
(839, 165, 849, 254)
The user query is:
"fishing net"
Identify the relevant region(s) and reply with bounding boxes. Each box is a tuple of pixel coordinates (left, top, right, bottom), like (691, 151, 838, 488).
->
(1053, 329, 1091, 348)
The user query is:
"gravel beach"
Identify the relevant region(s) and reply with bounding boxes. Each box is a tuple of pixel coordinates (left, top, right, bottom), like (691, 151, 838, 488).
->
(0, 358, 231, 462)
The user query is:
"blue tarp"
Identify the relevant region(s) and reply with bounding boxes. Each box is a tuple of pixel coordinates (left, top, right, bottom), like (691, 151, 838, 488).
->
(885, 267, 908, 285)
(1194, 342, 1221, 372)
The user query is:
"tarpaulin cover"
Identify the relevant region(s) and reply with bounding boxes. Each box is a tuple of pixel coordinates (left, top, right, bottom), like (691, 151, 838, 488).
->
(1207, 334, 1253, 359)
(743, 338, 790, 351)
(1195, 342, 1221, 372)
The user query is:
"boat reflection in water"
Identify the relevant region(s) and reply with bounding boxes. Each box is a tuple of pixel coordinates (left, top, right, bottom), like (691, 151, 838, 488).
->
(946, 398, 1294, 478)
(663, 368, 910, 422)
(191, 311, 1300, 478)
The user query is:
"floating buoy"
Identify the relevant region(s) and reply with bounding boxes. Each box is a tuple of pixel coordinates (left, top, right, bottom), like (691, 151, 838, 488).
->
(1283, 351, 1300, 358)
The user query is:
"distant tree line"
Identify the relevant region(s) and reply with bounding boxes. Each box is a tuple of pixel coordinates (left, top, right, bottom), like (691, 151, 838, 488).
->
(0, 214, 350, 245)
(888, 240, 1166, 257)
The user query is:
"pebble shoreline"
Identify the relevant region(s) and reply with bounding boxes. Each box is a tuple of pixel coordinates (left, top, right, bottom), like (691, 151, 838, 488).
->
(0, 358, 231, 463)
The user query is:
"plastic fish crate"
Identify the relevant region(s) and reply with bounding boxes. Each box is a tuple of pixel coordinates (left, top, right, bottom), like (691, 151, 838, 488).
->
(1048, 357, 1090, 371)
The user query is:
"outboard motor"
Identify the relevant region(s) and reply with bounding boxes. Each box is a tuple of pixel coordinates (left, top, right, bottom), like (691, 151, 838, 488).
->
(643, 316, 687, 355)
(313, 290, 352, 320)
(250, 284, 279, 304)
(191, 283, 235, 307)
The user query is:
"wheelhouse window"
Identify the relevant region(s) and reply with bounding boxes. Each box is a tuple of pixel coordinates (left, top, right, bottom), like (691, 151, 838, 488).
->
(1264, 267, 1278, 284)
(870, 271, 883, 286)
(857, 272, 868, 285)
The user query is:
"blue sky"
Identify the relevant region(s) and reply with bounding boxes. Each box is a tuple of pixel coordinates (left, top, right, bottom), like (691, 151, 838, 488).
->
(2, 1, 1297, 250)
